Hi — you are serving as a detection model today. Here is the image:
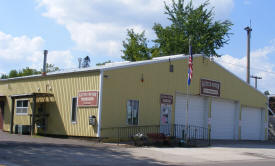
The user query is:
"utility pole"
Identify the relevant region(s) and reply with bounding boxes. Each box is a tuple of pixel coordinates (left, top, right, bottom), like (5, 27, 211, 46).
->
(78, 58, 82, 68)
(251, 75, 262, 89)
(245, 26, 252, 84)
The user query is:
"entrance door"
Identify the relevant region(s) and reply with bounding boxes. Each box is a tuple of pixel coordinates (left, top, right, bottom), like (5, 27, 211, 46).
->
(0, 102, 4, 130)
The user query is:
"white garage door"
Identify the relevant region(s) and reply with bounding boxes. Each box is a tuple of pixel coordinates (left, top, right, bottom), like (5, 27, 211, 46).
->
(241, 107, 263, 140)
(175, 94, 207, 127)
(211, 99, 237, 140)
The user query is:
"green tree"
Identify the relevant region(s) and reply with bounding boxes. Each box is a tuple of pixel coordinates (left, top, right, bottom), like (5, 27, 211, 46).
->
(153, 0, 233, 57)
(20, 67, 41, 76)
(121, 0, 233, 61)
(121, 29, 151, 61)
(0, 74, 8, 79)
(8, 70, 18, 78)
(2, 63, 60, 79)
(45, 63, 60, 73)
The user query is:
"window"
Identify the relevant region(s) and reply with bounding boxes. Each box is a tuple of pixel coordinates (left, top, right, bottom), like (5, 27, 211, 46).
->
(71, 97, 77, 123)
(127, 100, 139, 125)
(16, 100, 28, 115)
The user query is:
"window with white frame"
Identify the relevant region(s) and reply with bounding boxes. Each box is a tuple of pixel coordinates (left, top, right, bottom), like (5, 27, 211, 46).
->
(127, 100, 139, 125)
(16, 100, 28, 115)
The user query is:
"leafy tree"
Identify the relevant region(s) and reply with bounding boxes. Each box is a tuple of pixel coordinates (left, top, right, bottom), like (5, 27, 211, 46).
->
(153, 0, 233, 57)
(8, 70, 18, 78)
(44, 63, 60, 73)
(82, 56, 91, 68)
(20, 67, 41, 76)
(96, 60, 112, 66)
(121, 0, 233, 61)
(0, 74, 8, 79)
(121, 29, 151, 61)
(2, 63, 60, 79)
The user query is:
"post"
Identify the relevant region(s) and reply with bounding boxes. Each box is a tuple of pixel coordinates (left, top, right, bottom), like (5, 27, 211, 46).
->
(244, 26, 252, 84)
(185, 85, 189, 142)
(251, 75, 262, 89)
(10, 98, 15, 134)
(185, 37, 192, 143)
(32, 95, 36, 135)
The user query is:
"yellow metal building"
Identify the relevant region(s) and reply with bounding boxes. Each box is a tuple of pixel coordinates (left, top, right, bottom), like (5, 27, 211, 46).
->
(0, 54, 268, 140)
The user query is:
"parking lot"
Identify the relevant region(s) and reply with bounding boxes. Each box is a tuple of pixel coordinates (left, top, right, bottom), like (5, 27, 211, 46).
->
(0, 131, 275, 166)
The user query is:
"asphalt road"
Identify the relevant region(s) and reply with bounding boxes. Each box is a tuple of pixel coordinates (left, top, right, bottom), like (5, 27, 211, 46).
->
(0, 131, 275, 166)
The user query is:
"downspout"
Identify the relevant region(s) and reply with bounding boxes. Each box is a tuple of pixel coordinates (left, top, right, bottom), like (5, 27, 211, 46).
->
(97, 70, 104, 137)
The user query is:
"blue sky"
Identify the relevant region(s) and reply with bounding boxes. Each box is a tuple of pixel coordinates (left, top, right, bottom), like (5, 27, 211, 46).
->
(0, 0, 274, 94)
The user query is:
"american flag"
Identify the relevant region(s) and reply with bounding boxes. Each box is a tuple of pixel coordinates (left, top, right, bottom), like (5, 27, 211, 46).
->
(188, 47, 193, 86)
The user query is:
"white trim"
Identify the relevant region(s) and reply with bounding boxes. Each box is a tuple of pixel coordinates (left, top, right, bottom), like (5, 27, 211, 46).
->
(97, 70, 104, 137)
(15, 99, 29, 115)
(102, 54, 195, 71)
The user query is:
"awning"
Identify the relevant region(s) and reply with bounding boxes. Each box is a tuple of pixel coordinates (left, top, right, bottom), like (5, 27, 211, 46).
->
(10, 93, 54, 99)
(9, 92, 54, 135)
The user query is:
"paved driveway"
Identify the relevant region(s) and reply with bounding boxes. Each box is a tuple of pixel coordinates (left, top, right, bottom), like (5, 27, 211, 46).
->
(0, 131, 275, 166)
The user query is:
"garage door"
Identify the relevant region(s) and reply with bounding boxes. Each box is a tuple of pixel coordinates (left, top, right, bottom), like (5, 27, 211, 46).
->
(241, 107, 263, 140)
(175, 94, 207, 128)
(211, 99, 237, 140)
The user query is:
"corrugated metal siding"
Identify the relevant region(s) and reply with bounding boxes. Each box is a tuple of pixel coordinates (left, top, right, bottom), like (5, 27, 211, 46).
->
(0, 72, 100, 137)
(101, 56, 267, 137)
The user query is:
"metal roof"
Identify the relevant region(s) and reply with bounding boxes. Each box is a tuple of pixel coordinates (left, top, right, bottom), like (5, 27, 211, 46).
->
(0, 53, 266, 96)
(0, 54, 193, 81)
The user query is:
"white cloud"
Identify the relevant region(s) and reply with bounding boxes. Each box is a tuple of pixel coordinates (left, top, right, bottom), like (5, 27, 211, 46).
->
(37, 0, 234, 57)
(215, 42, 275, 94)
(0, 31, 75, 73)
(0, 31, 44, 60)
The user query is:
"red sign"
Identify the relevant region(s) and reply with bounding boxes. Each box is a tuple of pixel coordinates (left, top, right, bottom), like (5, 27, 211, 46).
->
(160, 94, 173, 104)
(78, 91, 99, 107)
(200, 79, 220, 97)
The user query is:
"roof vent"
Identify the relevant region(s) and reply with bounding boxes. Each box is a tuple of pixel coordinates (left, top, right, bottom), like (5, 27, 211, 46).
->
(42, 50, 48, 76)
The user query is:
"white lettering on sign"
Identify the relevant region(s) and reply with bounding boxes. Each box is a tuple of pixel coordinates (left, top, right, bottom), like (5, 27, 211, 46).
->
(78, 91, 99, 107)
(200, 79, 221, 97)
(203, 88, 219, 95)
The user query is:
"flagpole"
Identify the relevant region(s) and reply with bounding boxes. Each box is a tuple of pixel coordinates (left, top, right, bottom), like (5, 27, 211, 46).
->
(185, 37, 192, 143)
(185, 79, 189, 143)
